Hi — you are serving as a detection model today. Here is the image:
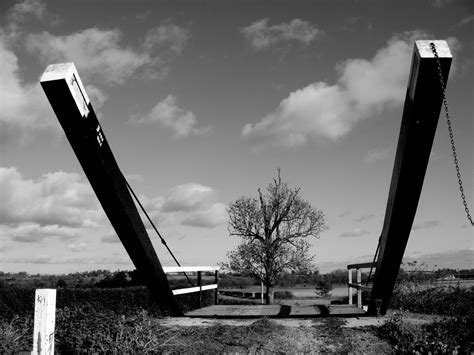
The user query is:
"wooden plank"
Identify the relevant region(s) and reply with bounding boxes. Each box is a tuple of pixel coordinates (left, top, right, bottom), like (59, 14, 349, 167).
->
(185, 304, 366, 318)
(32, 289, 56, 355)
(40, 63, 182, 317)
(348, 283, 372, 291)
(347, 262, 376, 270)
(370, 41, 452, 315)
(172, 284, 217, 295)
(163, 266, 220, 273)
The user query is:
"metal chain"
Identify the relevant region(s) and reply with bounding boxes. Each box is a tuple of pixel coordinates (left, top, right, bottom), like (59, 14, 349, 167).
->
(430, 42, 473, 227)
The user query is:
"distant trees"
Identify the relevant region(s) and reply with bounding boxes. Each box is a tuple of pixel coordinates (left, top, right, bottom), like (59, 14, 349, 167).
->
(224, 169, 327, 304)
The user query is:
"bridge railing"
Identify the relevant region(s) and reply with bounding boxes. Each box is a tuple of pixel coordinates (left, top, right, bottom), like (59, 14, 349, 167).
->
(347, 262, 375, 308)
(163, 266, 219, 307)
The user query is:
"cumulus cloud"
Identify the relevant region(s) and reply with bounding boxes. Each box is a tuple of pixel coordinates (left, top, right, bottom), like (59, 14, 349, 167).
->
(352, 214, 375, 223)
(0, 30, 105, 139)
(412, 220, 440, 230)
(241, 18, 321, 50)
(101, 232, 121, 244)
(8, 0, 48, 23)
(26, 28, 151, 85)
(0, 166, 102, 228)
(144, 24, 189, 54)
(242, 32, 433, 148)
(339, 228, 370, 238)
(25, 23, 189, 85)
(0, 33, 56, 134)
(129, 95, 209, 137)
(10, 223, 79, 243)
(365, 146, 393, 163)
(13, 0, 61, 27)
(162, 184, 216, 212)
(181, 203, 227, 228)
(4, 255, 131, 265)
(138, 183, 227, 229)
(68, 242, 87, 252)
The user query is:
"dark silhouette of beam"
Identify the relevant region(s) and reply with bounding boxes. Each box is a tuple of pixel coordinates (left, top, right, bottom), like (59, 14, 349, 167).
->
(40, 63, 183, 316)
(369, 41, 452, 315)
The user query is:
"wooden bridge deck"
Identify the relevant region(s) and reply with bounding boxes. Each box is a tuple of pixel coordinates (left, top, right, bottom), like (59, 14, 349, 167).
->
(185, 304, 367, 318)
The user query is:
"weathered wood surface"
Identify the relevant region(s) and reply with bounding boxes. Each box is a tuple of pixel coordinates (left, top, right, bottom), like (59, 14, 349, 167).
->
(32, 289, 56, 355)
(370, 40, 452, 315)
(185, 304, 366, 318)
(40, 63, 182, 316)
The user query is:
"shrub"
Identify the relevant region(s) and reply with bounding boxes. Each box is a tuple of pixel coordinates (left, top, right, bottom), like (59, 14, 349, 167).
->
(390, 284, 474, 318)
(0, 285, 216, 322)
(379, 311, 474, 354)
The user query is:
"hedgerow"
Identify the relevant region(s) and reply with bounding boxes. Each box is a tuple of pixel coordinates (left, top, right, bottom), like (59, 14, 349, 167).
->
(0, 285, 214, 322)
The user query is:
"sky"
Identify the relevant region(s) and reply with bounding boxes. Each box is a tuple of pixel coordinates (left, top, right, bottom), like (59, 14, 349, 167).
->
(0, 0, 473, 275)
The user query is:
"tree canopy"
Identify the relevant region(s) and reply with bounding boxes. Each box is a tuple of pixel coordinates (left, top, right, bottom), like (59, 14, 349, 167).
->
(225, 169, 327, 303)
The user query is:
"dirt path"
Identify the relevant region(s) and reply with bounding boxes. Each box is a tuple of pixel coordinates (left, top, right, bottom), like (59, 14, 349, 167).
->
(157, 316, 394, 353)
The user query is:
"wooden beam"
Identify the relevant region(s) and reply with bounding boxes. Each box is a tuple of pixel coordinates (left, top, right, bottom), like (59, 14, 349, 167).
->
(347, 262, 376, 270)
(163, 266, 220, 273)
(40, 63, 182, 317)
(369, 41, 452, 315)
(172, 284, 217, 295)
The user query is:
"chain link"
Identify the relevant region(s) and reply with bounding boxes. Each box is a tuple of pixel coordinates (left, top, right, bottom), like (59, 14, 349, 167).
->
(430, 42, 473, 227)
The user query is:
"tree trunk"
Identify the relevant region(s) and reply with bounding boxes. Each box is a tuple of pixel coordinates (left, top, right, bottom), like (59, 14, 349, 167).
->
(265, 284, 274, 305)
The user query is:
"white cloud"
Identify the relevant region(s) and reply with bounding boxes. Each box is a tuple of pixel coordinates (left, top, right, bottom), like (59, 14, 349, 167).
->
(242, 32, 433, 148)
(26, 28, 151, 85)
(68, 242, 87, 252)
(162, 183, 216, 212)
(144, 24, 189, 54)
(412, 220, 440, 230)
(339, 228, 370, 238)
(352, 214, 375, 223)
(85, 84, 107, 109)
(0, 167, 103, 228)
(241, 18, 321, 50)
(138, 183, 227, 229)
(8, 0, 48, 23)
(129, 95, 209, 138)
(365, 146, 393, 163)
(25, 23, 189, 86)
(0, 32, 107, 140)
(101, 233, 121, 244)
(10, 223, 79, 243)
(0, 32, 56, 134)
(181, 203, 227, 228)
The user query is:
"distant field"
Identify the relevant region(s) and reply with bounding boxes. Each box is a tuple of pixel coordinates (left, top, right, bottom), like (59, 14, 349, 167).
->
(220, 284, 348, 300)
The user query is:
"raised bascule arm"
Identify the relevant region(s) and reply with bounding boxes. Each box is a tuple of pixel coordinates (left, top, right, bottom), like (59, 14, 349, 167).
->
(40, 63, 183, 316)
(369, 41, 452, 315)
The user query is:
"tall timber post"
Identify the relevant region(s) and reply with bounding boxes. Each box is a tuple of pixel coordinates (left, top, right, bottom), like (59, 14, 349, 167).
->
(40, 63, 183, 316)
(369, 41, 452, 315)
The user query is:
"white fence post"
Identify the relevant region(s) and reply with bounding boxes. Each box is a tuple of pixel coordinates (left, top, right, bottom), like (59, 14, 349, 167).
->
(32, 289, 56, 355)
(357, 268, 362, 308)
(348, 269, 353, 305)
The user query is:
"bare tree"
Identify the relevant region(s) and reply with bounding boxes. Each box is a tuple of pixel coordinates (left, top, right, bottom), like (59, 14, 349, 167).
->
(225, 169, 327, 304)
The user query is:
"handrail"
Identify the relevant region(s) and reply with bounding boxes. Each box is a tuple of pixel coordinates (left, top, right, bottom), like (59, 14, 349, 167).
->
(347, 262, 376, 270)
(163, 266, 219, 307)
(163, 266, 219, 273)
(347, 262, 375, 309)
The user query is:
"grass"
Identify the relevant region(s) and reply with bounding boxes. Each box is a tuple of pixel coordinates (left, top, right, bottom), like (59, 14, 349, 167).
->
(377, 284, 474, 353)
(2, 283, 473, 352)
